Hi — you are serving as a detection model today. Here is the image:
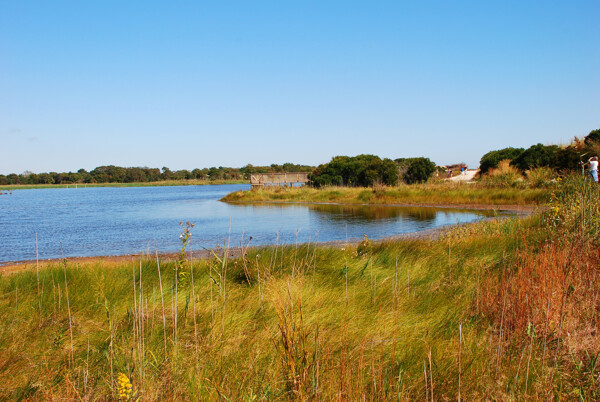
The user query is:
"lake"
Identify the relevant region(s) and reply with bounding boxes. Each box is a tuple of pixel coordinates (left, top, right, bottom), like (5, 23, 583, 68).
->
(0, 184, 506, 263)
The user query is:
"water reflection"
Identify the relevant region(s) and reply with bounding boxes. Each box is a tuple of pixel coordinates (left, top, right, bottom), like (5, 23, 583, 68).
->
(0, 185, 511, 262)
(237, 202, 499, 223)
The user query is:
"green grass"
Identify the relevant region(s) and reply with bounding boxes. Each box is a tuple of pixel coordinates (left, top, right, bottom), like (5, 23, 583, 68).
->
(0, 216, 545, 399)
(1, 176, 598, 399)
(221, 183, 550, 207)
(0, 179, 246, 191)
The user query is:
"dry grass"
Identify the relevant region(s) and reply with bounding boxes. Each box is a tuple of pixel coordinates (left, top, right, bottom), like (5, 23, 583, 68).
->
(479, 160, 523, 188)
(0, 220, 527, 399)
(1, 175, 597, 399)
(479, 175, 600, 399)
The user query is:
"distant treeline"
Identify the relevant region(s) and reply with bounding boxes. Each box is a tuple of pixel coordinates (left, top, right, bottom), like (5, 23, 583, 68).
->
(11, 126, 597, 187)
(0, 163, 314, 185)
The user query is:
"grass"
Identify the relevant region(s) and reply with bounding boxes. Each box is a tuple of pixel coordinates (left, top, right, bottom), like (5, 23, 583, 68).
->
(0, 225, 520, 399)
(0, 179, 246, 191)
(1, 176, 598, 399)
(221, 182, 550, 207)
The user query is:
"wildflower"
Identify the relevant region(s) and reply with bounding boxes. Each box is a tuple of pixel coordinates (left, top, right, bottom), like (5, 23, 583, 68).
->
(117, 372, 133, 400)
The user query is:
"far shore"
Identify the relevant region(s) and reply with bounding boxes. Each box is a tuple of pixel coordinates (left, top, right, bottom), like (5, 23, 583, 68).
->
(0, 179, 247, 191)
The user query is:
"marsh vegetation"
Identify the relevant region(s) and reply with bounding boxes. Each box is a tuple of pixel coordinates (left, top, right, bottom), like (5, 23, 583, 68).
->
(1, 175, 599, 399)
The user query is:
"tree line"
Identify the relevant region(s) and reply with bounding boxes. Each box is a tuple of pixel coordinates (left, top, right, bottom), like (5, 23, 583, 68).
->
(0, 163, 314, 185)
(9, 126, 595, 187)
(1, 156, 440, 187)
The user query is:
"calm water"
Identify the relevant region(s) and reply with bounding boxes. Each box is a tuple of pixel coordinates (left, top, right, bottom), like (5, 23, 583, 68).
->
(0, 184, 504, 263)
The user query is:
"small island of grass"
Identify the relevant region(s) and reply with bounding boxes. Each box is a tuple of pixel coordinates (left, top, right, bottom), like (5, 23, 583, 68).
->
(221, 182, 550, 209)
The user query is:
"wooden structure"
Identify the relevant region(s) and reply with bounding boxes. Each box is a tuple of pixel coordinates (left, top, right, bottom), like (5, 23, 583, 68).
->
(250, 172, 310, 189)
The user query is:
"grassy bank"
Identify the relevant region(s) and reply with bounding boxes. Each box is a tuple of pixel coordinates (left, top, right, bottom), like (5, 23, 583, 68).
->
(1, 177, 598, 399)
(0, 179, 246, 191)
(221, 183, 550, 207)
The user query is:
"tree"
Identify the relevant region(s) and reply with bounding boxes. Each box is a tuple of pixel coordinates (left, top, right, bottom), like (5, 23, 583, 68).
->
(6, 173, 19, 184)
(126, 167, 145, 183)
(207, 167, 221, 180)
(38, 173, 54, 184)
(584, 128, 600, 145)
(309, 155, 398, 187)
(161, 167, 174, 180)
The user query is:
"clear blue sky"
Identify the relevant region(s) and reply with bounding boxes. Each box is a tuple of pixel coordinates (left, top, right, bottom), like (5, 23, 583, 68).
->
(1, 1, 598, 174)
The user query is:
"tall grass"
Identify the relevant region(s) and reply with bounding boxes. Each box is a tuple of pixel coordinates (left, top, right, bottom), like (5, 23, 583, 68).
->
(1, 176, 598, 399)
(477, 159, 522, 188)
(0, 226, 522, 398)
(477, 175, 600, 399)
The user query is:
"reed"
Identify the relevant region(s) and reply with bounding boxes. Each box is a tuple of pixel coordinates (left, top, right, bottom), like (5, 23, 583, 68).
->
(155, 250, 168, 358)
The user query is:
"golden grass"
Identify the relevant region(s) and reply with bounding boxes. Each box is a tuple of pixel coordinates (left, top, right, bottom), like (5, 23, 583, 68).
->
(1, 176, 597, 399)
(222, 182, 550, 207)
(0, 219, 529, 399)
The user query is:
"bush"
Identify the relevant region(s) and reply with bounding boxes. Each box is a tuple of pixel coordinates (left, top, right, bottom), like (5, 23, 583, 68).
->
(396, 157, 437, 184)
(479, 147, 524, 174)
(584, 128, 600, 146)
(511, 143, 559, 171)
(553, 146, 583, 172)
(480, 160, 523, 187)
(526, 167, 555, 188)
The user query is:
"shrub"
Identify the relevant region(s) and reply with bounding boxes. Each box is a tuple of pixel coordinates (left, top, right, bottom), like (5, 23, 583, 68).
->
(511, 143, 559, 171)
(553, 146, 582, 172)
(526, 167, 555, 188)
(584, 128, 600, 146)
(396, 157, 437, 184)
(479, 147, 524, 174)
(480, 160, 523, 187)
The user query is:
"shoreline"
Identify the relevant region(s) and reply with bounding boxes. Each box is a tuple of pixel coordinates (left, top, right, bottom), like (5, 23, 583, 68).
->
(224, 199, 538, 212)
(0, 213, 524, 275)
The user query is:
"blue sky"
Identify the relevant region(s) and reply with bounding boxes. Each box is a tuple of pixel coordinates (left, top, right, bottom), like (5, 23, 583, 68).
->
(1, 1, 598, 174)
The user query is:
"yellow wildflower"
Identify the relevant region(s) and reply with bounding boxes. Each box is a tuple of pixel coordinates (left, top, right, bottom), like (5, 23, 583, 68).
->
(117, 372, 133, 400)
